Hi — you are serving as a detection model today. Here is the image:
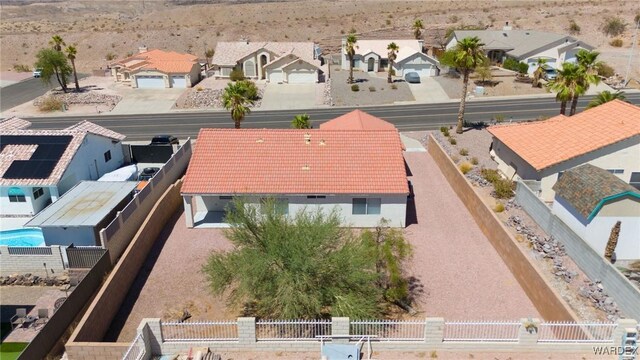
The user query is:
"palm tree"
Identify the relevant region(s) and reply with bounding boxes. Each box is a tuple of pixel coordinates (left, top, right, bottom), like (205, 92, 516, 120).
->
(292, 114, 311, 129)
(570, 50, 602, 115)
(547, 62, 583, 116)
(412, 19, 424, 40)
(586, 90, 627, 109)
(440, 36, 486, 134)
(387, 42, 399, 84)
(531, 58, 548, 88)
(205, 48, 214, 67)
(65, 45, 80, 91)
(344, 33, 358, 84)
(50, 35, 65, 52)
(222, 82, 255, 129)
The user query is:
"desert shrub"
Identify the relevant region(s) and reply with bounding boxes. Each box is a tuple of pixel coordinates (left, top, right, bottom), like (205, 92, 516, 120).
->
(13, 64, 30, 72)
(448, 137, 457, 145)
(459, 162, 473, 174)
(440, 126, 448, 133)
(38, 96, 64, 112)
(459, 148, 469, 156)
(230, 68, 245, 81)
(470, 157, 479, 165)
(369, 86, 376, 92)
(609, 38, 623, 47)
(390, 84, 398, 90)
(598, 63, 615, 78)
(494, 202, 505, 213)
(448, 15, 459, 23)
(494, 114, 505, 123)
(602, 17, 627, 37)
(105, 52, 117, 61)
(568, 19, 581, 34)
(351, 84, 360, 92)
(481, 168, 501, 183)
(442, 128, 450, 137)
(386, 19, 391, 26)
(196, 86, 204, 92)
(503, 58, 529, 74)
(493, 178, 515, 199)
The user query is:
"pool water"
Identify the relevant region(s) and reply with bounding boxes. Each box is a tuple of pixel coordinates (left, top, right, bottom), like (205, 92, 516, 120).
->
(0, 228, 45, 247)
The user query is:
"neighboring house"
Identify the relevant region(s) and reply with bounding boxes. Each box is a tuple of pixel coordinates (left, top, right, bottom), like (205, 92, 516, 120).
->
(25, 181, 137, 246)
(341, 38, 440, 77)
(319, 109, 398, 131)
(110, 46, 201, 89)
(446, 23, 594, 75)
(0, 119, 126, 216)
(181, 111, 408, 228)
(488, 100, 640, 202)
(552, 164, 640, 260)
(211, 41, 324, 83)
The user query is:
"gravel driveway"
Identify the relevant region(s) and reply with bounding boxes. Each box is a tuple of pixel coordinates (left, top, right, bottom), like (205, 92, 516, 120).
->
(403, 151, 539, 319)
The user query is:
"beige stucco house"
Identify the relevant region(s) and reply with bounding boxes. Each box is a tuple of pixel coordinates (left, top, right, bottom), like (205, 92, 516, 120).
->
(110, 47, 201, 89)
(211, 41, 324, 83)
(488, 100, 640, 202)
(446, 23, 594, 75)
(341, 38, 440, 77)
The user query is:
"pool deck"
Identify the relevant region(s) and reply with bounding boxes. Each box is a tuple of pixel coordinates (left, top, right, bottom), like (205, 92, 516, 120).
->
(0, 216, 32, 232)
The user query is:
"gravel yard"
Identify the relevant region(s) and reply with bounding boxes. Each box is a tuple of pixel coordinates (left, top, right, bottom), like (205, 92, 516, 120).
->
(429, 128, 619, 322)
(434, 70, 549, 100)
(330, 65, 414, 106)
(175, 77, 265, 109)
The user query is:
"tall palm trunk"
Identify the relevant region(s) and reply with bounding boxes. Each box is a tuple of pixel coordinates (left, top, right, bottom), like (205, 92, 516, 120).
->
(456, 70, 470, 134)
(560, 101, 567, 115)
(53, 67, 67, 92)
(348, 54, 354, 84)
(569, 95, 579, 116)
(387, 61, 393, 83)
(71, 59, 80, 91)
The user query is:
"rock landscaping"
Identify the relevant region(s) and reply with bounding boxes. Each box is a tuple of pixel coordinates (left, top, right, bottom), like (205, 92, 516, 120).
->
(179, 87, 264, 109)
(323, 79, 333, 106)
(33, 89, 121, 111)
(0, 273, 69, 287)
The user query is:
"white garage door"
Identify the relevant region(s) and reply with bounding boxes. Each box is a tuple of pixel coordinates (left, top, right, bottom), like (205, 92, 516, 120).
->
(136, 75, 165, 88)
(268, 69, 283, 83)
(287, 69, 316, 84)
(402, 64, 433, 77)
(170, 75, 187, 88)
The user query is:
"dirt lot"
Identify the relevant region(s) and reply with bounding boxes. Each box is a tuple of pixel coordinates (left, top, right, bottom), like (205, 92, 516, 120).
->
(0, 0, 638, 84)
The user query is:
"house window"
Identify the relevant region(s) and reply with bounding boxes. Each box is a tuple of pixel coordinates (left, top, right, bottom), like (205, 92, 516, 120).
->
(8, 187, 26, 203)
(307, 195, 327, 199)
(261, 198, 289, 215)
(352, 198, 381, 215)
(220, 196, 233, 200)
(33, 187, 44, 200)
(607, 169, 624, 174)
(630, 172, 640, 190)
(104, 150, 112, 162)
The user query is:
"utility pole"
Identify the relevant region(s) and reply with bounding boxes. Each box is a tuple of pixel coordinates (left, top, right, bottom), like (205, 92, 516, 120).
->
(624, 19, 639, 86)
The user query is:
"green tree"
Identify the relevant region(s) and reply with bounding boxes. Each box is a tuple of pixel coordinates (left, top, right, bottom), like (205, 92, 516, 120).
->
(474, 62, 492, 85)
(35, 48, 72, 93)
(65, 45, 80, 91)
(586, 90, 627, 109)
(547, 62, 583, 116)
(49, 35, 65, 52)
(202, 198, 383, 319)
(222, 82, 255, 129)
(412, 19, 424, 40)
(291, 114, 311, 129)
(387, 42, 399, 84)
(440, 36, 487, 134)
(344, 33, 358, 84)
(531, 58, 548, 88)
(205, 48, 214, 65)
(569, 49, 603, 115)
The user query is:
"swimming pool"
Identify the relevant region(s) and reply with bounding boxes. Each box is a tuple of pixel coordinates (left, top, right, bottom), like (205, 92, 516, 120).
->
(0, 228, 45, 247)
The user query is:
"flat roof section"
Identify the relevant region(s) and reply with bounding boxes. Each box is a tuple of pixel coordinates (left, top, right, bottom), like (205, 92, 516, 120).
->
(26, 181, 137, 227)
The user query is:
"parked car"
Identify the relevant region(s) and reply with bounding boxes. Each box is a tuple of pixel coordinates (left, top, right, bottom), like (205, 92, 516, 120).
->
(543, 68, 557, 81)
(404, 72, 421, 84)
(138, 167, 160, 181)
(150, 135, 179, 145)
(33, 68, 42, 78)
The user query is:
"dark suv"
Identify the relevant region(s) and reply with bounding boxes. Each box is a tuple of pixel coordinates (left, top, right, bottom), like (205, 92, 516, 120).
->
(150, 135, 179, 145)
(138, 167, 160, 181)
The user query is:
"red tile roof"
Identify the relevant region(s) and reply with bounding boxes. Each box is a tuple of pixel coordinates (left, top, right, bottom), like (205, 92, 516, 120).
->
(320, 110, 397, 131)
(182, 129, 408, 195)
(114, 49, 198, 74)
(487, 100, 640, 171)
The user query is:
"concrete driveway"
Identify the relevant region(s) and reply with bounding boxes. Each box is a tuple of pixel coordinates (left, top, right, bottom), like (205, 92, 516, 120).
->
(407, 77, 451, 103)
(260, 83, 319, 110)
(110, 88, 185, 115)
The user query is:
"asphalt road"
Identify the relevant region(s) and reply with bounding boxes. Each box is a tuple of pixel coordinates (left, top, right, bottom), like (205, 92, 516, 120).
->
(0, 74, 88, 112)
(21, 93, 640, 141)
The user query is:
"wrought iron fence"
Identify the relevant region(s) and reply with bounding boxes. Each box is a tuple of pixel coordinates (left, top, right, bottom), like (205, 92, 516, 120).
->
(443, 321, 521, 342)
(537, 321, 616, 343)
(66, 247, 106, 268)
(350, 319, 427, 341)
(256, 319, 331, 341)
(162, 321, 238, 342)
(122, 333, 146, 360)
